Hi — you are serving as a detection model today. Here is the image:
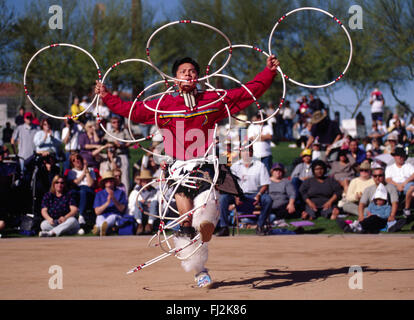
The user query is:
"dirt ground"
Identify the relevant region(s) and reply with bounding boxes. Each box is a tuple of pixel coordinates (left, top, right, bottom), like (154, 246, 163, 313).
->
(1, 234, 414, 300)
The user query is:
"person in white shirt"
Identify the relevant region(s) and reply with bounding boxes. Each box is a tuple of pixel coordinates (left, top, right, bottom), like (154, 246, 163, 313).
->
(385, 147, 414, 217)
(66, 153, 97, 224)
(217, 145, 273, 236)
(62, 117, 83, 171)
(247, 113, 273, 173)
(369, 88, 385, 125)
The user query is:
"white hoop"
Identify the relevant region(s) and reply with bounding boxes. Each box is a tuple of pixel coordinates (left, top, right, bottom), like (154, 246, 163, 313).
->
(268, 7, 353, 88)
(206, 44, 286, 125)
(23, 43, 101, 120)
(146, 20, 233, 83)
(98, 58, 165, 144)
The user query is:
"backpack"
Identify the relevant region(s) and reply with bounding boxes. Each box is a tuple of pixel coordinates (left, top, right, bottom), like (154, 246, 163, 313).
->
(117, 216, 137, 236)
(19, 214, 41, 236)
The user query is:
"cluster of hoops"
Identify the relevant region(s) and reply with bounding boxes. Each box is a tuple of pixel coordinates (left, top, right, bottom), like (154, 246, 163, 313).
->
(23, 7, 353, 274)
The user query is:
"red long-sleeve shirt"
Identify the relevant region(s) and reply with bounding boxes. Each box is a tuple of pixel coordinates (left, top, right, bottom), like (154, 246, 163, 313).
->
(102, 67, 276, 160)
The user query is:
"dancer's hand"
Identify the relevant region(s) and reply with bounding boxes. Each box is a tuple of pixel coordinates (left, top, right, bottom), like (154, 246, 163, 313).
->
(266, 55, 280, 72)
(95, 80, 108, 98)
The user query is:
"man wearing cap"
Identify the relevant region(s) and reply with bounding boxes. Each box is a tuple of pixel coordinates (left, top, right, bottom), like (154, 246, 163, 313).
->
(305, 111, 342, 155)
(11, 112, 39, 173)
(358, 165, 398, 222)
(341, 160, 375, 216)
(93, 170, 128, 236)
(291, 149, 313, 202)
(268, 163, 296, 220)
(385, 147, 414, 217)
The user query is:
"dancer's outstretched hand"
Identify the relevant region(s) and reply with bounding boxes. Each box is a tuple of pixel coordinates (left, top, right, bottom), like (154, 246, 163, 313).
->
(266, 55, 280, 72)
(95, 80, 108, 98)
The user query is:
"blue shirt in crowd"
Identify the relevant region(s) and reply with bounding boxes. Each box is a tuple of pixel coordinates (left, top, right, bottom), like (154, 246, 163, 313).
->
(93, 187, 128, 218)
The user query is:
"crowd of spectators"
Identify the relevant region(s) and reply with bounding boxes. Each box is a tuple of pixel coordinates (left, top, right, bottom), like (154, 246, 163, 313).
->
(1, 90, 414, 238)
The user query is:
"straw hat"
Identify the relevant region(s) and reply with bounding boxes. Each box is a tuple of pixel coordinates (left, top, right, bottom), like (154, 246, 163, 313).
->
(136, 169, 154, 180)
(311, 110, 327, 124)
(100, 171, 116, 188)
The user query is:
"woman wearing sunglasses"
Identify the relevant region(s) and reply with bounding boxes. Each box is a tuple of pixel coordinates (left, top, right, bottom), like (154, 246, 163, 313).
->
(39, 175, 80, 237)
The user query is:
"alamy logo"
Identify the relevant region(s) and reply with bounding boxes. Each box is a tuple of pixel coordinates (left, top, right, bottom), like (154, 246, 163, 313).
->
(348, 265, 363, 290)
(49, 5, 63, 30)
(48, 265, 63, 289)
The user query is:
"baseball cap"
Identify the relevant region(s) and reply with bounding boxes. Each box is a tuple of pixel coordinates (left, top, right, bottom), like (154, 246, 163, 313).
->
(301, 149, 312, 157)
(24, 112, 33, 119)
(271, 162, 285, 172)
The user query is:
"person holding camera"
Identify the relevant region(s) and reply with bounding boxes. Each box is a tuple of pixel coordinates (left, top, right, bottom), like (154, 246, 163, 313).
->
(62, 117, 83, 171)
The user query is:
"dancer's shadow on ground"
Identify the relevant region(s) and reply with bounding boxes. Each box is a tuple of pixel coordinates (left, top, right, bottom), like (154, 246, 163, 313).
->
(211, 266, 414, 290)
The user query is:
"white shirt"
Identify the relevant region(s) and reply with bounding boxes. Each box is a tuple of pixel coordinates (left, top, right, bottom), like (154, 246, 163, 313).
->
(62, 123, 82, 151)
(282, 107, 295, 120)
(247, 124, 273, 158)
(231, 160, 270, 194)
(385, 162, 414, 184)
(67, 168, 96, 186)
(369, 91, 384, 113)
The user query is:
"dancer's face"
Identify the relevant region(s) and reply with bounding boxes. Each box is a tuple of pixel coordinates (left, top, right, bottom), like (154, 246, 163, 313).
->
(175, 63, 198, 93)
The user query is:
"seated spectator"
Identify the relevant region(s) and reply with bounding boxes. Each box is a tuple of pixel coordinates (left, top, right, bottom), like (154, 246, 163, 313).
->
(268, 163, 296, 221)
(388, 118, 408, 146)
(366, 137, 383, 156)
(368, 121, 386, 140)
(340, 180, 402, 233)
(291, 148, 313, 201)
(99, 142, 122, 176)
(217, 145, 273, 236)
(348, 138, 366, 165)
(113, 168, 127, 195)
(33, 154, 61, 217)
(78, 120, 102, 169)
(329, 149, 356, 195)
(383, 133, 398, 154)
(33, 118, 62, 158)
(385, 147, 414, 217)
(39, 175, 80, 237)
(93, 171, 127, 236)
(341, 161, 375, 216)
(311, 139, 323, 161)
(104, 116, 132, 192)
(357, 164, 398, 221)
(299, 160, 342, 220)
(296, 120, 312, 149)
(128, 169, 157, 235)
(66, 153, 97, 225)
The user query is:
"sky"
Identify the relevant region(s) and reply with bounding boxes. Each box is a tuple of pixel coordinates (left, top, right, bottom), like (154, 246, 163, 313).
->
(5, 0, 414, 127)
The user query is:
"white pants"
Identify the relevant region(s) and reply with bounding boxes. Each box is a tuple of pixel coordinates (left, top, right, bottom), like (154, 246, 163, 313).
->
(40, 217, 80, 236)
(175, 189, 219, 274)
(95, 214, 121, 230)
